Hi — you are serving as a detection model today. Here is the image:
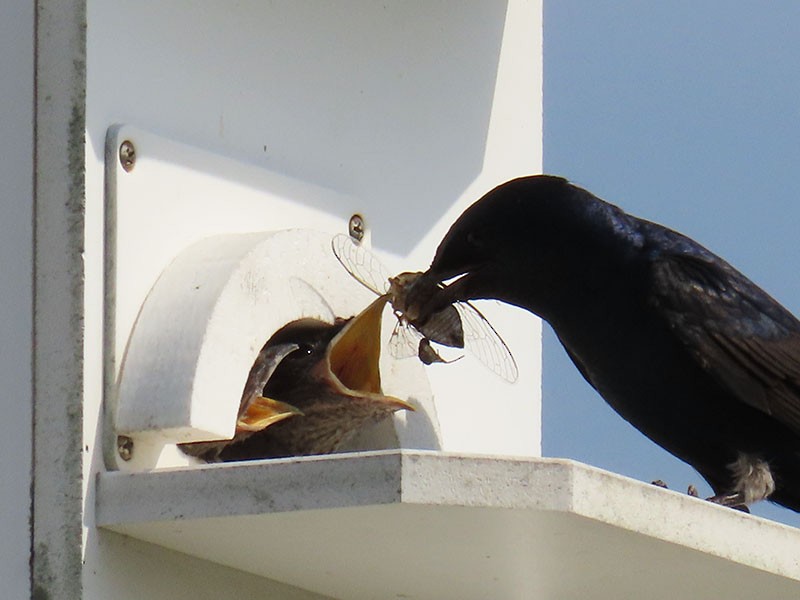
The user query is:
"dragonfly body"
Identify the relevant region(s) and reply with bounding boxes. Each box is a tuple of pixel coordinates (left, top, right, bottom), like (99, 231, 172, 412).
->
(332, 234, 518, 382)
(388, 272, 463, 360)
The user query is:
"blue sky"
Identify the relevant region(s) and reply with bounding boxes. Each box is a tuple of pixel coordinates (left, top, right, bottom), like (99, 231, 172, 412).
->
(543, 1, 800, 525)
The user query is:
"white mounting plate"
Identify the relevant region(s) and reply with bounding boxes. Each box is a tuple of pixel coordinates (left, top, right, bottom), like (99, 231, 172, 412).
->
(104, 125, 439, 470)
(97, 451, 800, 600)
(103, 125, 539, 470)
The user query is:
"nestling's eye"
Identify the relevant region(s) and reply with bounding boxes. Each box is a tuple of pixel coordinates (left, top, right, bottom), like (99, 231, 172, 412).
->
(290, 344, 314, 359)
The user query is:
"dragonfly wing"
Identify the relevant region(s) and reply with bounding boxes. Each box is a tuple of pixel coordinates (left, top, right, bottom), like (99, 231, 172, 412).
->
(331, 234, 392, 295)
(455, 302, 519, 383)
(388, 319, 424, 359)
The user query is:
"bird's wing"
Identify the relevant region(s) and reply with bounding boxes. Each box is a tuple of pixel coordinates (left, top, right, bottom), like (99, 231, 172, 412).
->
(649, 251, 800, 434)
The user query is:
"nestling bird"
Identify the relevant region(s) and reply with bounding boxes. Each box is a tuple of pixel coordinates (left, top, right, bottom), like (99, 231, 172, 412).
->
(181, 296, 413, 461)
(405, 174, 800, 512)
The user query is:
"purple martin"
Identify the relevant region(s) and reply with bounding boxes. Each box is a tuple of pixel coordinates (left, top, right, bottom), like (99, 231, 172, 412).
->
(407, 175, 800, 512)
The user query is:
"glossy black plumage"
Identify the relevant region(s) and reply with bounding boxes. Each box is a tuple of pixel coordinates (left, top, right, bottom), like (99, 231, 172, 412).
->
(409, 175, 800, 511)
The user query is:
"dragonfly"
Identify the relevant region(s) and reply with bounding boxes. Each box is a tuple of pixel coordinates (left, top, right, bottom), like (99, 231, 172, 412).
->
(331, 233, 519, 382)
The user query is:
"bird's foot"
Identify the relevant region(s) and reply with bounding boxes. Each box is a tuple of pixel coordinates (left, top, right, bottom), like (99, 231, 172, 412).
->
(651, 480, 701, 499)
(706, 492, 750, 513)
(651, 483, 751, 512)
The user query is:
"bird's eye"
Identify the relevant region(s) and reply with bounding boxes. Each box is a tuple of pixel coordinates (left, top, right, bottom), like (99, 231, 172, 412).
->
(466, 231, 483, 248)
(291, 344, 314, 358)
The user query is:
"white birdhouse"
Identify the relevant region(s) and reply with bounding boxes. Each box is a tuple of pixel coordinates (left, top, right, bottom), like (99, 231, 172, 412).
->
(8, 2, 800, 599)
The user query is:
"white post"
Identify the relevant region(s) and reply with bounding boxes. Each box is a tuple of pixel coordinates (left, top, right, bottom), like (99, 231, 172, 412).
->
(31, 1, 86, 598)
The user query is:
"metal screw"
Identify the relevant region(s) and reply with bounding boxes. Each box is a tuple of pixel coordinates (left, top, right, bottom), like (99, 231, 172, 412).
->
(119, 140, 136, 172)
(117, 435, 134, 461)
(348, 214, 365, 242)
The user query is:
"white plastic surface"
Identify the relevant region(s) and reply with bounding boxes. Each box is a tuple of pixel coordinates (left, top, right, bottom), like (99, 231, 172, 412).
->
(114, 227, 441, 471)
(104, 125, 537, 470)
(105, 124, 357, 391)
(95, 0, 543, 464)
(114, 230, 359, 440)
(97, 451, 800, 600)
(82, 3, 543, 599)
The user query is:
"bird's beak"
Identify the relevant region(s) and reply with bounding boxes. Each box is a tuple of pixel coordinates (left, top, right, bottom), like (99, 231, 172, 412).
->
(321, 295, 415, 412)
(403, 268, 479, 324)
(236, 342, 305, 433)
(237, 396, 304, 432)
(436, 269, 478, 304)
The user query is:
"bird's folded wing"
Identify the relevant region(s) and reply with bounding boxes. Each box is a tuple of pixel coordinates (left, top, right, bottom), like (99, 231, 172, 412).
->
(650, 252, 800, 435)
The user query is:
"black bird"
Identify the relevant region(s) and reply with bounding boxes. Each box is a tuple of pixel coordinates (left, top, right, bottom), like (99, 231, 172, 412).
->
(406, 174, 800, 512)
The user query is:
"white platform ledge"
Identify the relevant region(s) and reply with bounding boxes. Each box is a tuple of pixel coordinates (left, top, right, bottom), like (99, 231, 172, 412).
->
(96, 451, 800, 599)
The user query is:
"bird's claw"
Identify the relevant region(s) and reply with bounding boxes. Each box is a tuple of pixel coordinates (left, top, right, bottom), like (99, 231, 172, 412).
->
(651, 480, 703, 500)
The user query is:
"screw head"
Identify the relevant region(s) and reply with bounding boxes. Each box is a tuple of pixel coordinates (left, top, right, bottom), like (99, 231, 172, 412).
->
(117, 435, 134, 461)
(348, 214, 365, 242)
(119, 140, 136, 172)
